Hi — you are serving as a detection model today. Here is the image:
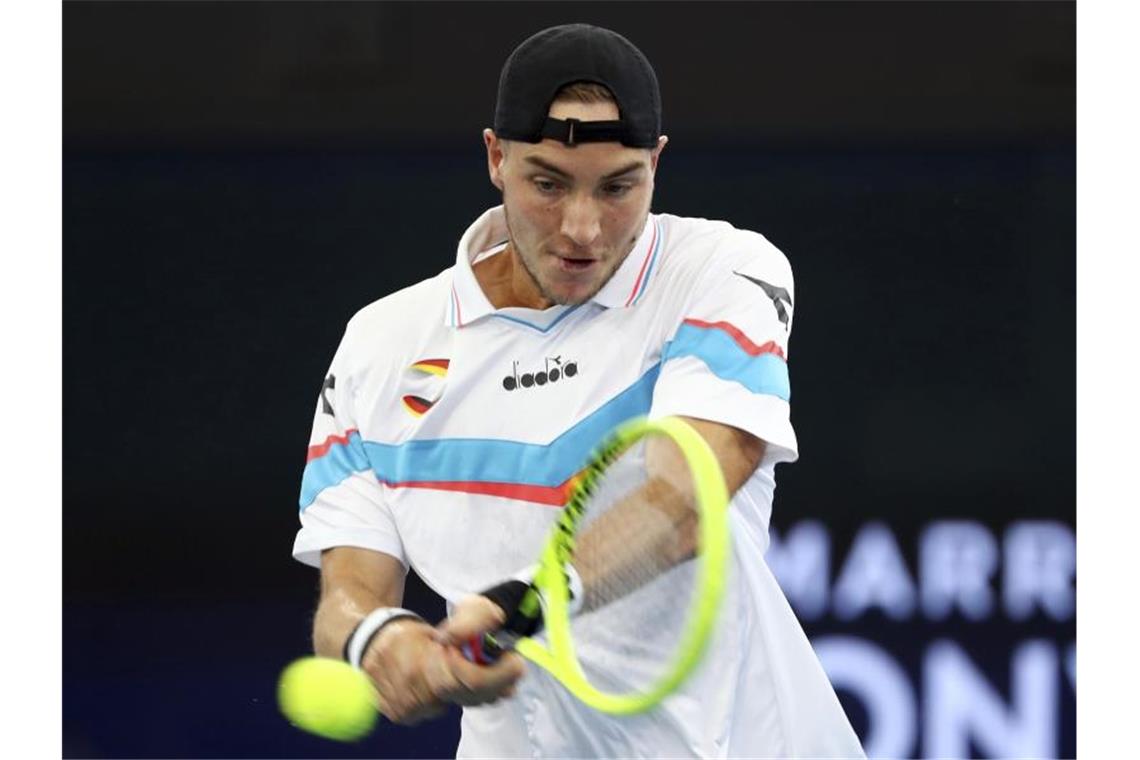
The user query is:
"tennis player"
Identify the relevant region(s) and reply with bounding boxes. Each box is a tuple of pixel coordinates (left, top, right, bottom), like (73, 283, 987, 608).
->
(293, 23, 865, 758)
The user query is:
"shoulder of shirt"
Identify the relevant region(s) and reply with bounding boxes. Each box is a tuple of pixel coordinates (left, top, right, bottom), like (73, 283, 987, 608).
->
(336, 267, 452, 359)
(654, 213, 793, 284)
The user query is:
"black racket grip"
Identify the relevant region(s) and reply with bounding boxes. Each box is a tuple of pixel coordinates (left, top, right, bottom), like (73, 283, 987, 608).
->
(459, 579, 541, 665)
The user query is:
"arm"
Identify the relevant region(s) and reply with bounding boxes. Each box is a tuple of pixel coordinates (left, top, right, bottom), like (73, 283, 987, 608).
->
(314, 546, 407, 659)
(315, 546, 525, 725)
(440, 418, 765, 634)
(677, 416, 767, 497)
(571, 416, 765, 611)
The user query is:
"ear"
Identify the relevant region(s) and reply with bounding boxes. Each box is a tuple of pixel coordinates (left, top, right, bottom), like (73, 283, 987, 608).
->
(484, 128, 506, 191)
(649, 135, 669, 175)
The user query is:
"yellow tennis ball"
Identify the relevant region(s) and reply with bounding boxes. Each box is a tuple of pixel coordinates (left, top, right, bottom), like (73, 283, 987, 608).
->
(277, 656, 379, 742)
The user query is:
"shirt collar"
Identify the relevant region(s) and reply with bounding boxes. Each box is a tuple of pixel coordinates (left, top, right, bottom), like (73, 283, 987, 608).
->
(590, 213, 662, 309)
(446, 206, 662, 328)
(446, 207, 503, 328)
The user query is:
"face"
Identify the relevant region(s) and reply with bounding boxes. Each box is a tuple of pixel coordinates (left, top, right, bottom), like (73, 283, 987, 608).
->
(485, 101, 667, 307)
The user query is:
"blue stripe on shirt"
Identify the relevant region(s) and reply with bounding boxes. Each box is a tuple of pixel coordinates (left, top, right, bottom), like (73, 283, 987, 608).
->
(298, 363, 661, 511)
(662, 321, 790, 401)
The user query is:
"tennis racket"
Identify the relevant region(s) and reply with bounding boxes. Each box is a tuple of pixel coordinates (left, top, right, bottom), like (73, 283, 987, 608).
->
(462, 415, 731, 715)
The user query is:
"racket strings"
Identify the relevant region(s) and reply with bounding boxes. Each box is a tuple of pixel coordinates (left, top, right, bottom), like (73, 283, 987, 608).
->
(573, 478, 694, 613)
(562, 435, 703, 692)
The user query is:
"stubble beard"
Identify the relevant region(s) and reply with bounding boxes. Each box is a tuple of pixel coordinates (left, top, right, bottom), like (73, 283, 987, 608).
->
(502, 204, 638, 307)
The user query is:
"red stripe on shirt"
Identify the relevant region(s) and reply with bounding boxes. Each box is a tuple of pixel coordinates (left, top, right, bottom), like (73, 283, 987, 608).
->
(307, 429, 359, 462)
(381, 477, 577, 507)
(624, 221, 659, 307)
(682, 318, 786, 360)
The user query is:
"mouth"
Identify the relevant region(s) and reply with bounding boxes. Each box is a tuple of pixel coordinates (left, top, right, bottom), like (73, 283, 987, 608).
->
(553, 255, 599, 274)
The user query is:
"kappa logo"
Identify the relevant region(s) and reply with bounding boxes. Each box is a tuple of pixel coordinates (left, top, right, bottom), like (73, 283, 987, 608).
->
(401, 358, 449, 418)
(733, 271, 793, 330)
(502, 356, 578, 391)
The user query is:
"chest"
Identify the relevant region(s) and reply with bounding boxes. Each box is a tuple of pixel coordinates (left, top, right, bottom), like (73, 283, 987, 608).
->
(368, 306, 670, 445)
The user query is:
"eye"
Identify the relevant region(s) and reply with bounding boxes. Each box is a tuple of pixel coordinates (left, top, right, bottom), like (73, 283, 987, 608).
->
(603, 182, 633, 198)
(533, 178, 561, 194)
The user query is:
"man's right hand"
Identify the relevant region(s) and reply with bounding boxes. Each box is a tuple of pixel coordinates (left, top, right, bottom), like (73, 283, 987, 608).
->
(361, 616, 525, 725)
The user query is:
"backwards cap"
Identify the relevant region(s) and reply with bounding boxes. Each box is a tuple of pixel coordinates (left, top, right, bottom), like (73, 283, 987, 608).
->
(493, 23, 661, 149)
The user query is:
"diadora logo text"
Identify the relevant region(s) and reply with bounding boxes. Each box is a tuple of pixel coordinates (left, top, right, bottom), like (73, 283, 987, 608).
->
(503, 356, 578, 391)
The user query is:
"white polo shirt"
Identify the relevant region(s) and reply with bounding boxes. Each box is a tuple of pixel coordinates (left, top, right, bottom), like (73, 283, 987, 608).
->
(292, 206, 864, 758)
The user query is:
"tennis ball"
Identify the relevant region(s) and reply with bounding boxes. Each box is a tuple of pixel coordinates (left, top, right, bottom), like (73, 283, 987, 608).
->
(277, 656, 379, 742)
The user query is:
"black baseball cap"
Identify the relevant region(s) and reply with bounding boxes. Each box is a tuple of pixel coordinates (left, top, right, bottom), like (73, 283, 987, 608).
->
(493, 24, 661, 149)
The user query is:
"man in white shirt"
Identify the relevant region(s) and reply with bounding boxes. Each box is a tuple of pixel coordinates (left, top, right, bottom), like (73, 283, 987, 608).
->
(293, 22, 864, 758)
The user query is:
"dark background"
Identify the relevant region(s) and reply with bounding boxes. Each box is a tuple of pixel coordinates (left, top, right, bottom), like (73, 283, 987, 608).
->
(63, 2, 1075, 758)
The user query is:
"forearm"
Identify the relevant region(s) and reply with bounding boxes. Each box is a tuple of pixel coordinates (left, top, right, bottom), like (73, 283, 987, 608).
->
(569, 417, 764, 614)
(571, 475, 698, 613)
(312, 547, 407, 659)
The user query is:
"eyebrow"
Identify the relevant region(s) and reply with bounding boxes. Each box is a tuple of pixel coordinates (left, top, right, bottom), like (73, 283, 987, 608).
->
(523, 156, 647, 181)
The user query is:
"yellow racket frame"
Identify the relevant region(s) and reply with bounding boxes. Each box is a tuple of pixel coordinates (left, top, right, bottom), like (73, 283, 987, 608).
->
(513, 416, 731, 715)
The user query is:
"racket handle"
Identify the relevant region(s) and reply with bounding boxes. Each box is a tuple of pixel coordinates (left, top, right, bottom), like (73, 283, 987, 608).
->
(460, 630, 517, 665)
(460, 579, 543, 666)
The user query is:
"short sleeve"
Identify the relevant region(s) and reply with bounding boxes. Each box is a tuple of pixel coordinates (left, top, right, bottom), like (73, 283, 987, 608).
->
(650, 230, 799, 465)
(291, 325, 407, 569)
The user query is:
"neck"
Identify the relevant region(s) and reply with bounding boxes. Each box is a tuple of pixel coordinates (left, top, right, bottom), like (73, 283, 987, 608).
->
(473, 243, 555, 310)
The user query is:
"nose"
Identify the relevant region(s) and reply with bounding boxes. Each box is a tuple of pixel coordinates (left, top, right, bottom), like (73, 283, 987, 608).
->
(559, 193, 602, 249)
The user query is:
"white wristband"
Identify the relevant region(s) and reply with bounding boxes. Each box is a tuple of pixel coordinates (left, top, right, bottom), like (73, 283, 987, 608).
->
(344, 607, 423, 668)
